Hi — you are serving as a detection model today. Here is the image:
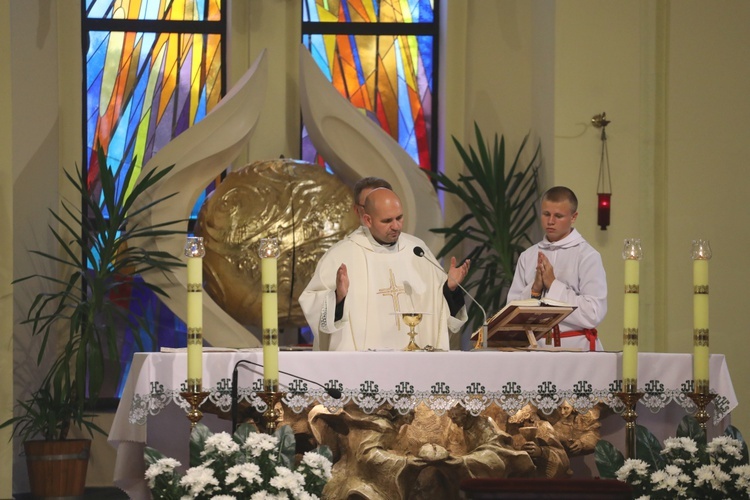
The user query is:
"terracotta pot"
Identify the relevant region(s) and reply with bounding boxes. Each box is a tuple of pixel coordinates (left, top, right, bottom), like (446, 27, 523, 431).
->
(24, 439, 90, 498)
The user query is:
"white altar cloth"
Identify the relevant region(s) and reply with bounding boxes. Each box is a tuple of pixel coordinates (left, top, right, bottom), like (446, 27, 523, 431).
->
(109, 351, 737, 499)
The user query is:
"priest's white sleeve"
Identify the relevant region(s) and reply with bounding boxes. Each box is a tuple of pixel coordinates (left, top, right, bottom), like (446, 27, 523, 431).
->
(447, 304, 468, 333)
(299, 249, 349, 350)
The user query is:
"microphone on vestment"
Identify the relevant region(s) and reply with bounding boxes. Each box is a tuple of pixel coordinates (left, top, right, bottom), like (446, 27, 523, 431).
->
(413, 246, 489, 350)
(231, 359, 342, 433)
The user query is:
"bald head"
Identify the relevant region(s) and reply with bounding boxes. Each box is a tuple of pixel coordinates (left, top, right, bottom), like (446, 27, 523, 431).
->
(363, 188, 404, 245)
(353, 177, 393, 223)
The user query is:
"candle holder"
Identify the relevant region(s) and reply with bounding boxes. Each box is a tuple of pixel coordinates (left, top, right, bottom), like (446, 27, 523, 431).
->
(180, 389, 210, 428)
(686, 381, 717, 438)
(616, 385, 644, 460)
(257, 391, 286, 434)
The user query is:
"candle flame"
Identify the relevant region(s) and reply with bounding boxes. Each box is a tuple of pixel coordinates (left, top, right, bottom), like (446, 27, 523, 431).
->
(622, 238, 643, 260)
(691, 239, 712, 260)
(184, 237, 206, 258)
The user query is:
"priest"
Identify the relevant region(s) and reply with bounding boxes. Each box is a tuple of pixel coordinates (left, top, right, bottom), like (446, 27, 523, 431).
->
(300, 188, 469, 351)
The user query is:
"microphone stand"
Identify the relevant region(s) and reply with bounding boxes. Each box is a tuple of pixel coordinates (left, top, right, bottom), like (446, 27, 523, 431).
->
(413, 247, 489, 350)
(231, 359, 342, 434)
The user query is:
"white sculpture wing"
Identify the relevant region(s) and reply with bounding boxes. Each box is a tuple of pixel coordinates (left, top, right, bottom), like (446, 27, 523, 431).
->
(131, 50, 269, 348)
(298, 45, 443, 251)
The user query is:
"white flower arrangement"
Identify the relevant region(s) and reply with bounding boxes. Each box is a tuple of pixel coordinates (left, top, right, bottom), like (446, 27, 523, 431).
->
(596, 416, 750, 500)
(145, 423, 332, 500)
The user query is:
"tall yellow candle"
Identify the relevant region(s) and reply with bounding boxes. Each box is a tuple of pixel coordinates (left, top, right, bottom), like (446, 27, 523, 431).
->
(622, 239, 642, 391)
(259, 238, 280, 392)
(692, 239, 711, 394)
(185, 237, 206, 393)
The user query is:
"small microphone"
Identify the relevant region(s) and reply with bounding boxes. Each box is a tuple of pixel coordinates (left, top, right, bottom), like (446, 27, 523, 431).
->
(413, 246, 489, 349)
(231, 359, 342, 433)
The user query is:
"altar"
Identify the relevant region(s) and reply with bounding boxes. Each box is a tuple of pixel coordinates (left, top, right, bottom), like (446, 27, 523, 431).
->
(109, 351, 737, 499)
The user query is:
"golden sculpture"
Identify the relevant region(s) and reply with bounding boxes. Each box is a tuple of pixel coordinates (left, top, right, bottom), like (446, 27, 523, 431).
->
(194, 158, 359, 329)
(505, 404, 572, 479)
(222, 399, 603, 499)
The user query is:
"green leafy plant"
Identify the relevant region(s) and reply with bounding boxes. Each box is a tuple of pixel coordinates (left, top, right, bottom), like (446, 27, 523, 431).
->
(145, 423, 333, 499)
(595, 415, 750, 499)
(428, 122, 541, 331)
(1, 149, 184, 441)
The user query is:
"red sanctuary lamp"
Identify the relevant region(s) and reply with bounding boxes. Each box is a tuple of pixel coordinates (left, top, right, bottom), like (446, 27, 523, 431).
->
(598, 193, 611, 230)
(592, 112, 612, 230)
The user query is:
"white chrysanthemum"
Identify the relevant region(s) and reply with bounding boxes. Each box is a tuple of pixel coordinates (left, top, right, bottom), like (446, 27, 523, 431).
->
(651, 465, 690, 494)
(250, 491, 290, 500)
(212, 496, 238, 500)
(301, 452, 333, 480)
(226, 462, 263, 486)
(707, 436, 744, 462)
(296, 491, 319, 500)
(616, 459, 650, 484)
(145, 457, 182, 487)
(180, 464, 219, 496)
(694, 463, 730, 492)
(732, 464, 750, 493)
(662, 437, 698, 454)
(270, 466, 306, 496)
(243, 432, 280, 457)
(203, 432, 240, 456)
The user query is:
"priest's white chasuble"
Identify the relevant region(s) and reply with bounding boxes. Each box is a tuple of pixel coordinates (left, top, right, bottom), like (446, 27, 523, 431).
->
(300, 227, 466, 351)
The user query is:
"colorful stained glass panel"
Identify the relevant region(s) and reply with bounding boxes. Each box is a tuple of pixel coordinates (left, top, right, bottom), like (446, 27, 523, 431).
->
(85, 29, 222, 207)
(302, 33, 433, 170)
(86, 0, 222, 21)
(302, 0, 434, 23)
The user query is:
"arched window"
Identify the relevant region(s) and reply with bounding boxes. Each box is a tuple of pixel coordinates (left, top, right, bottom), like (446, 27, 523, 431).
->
(302, 0, 439, 171)
(82, 0, 226, 399)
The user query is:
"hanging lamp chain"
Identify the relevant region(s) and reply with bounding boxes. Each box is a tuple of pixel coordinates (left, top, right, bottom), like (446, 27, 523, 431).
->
(592, 113, 612, 194)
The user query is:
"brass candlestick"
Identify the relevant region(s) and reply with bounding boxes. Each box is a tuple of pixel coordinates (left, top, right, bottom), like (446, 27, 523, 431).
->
(686, 389, 717, 440)
(616, 387, 644, 460)
(257, 391, 285, 434)
(180, 389, 210, 428)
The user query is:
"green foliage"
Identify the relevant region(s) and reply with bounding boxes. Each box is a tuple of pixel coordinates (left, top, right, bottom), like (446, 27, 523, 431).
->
(677, 413, 706, 442)
(593, 439, 624, 479)
(635, 423, 666, 471)
(1, 149, 184, 441)
(427, 122, 540, 331)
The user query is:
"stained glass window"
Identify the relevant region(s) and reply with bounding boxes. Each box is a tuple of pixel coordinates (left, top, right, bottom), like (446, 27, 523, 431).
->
(302, 0, 438, 171)
(82, 0, 225, 399)
(84, 0, 225, 217)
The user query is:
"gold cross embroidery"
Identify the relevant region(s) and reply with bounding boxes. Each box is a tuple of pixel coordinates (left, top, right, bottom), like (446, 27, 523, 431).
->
(377, 269, 406, 330)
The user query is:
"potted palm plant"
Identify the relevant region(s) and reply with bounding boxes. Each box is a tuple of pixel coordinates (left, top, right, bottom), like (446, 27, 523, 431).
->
(428, 123, 541, 336)
(1, 148, 185, 497)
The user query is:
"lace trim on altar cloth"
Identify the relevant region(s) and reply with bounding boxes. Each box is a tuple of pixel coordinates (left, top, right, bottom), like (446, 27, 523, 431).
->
(128, 377, 732, 427)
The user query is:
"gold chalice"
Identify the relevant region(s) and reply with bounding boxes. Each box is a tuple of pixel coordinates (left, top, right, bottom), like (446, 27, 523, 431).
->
(401, 312, 424, 351)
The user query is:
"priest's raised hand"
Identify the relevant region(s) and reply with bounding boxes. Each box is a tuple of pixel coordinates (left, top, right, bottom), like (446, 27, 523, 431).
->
(446, 256, 471, 291)
(335, 263, 349, 303)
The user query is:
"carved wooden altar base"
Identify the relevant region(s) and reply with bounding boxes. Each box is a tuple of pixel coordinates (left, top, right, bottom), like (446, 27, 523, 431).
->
(208, 400, 604, 500)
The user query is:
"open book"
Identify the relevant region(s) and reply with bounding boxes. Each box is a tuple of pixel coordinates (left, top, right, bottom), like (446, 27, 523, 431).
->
(499, 297, 572, 308)
(471, 299, 576, 348)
